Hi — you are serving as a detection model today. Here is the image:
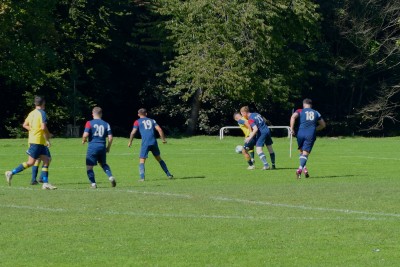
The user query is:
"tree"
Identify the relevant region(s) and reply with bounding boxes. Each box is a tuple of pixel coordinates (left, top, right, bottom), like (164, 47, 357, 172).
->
(157, 0, 320, 134)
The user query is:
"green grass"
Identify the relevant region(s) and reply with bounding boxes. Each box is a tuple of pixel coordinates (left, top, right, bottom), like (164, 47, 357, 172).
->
(0, 136, 399, 266)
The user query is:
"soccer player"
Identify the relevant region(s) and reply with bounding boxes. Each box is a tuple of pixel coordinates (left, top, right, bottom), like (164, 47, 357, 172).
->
(30, 156, 50, 185)
(5, 96, 57, 190)
(290, 98, 326, 179)
(82, 107, 116, 188)
(128, 108, 173, 181)
(234, 112, 255, 169)
(240, 106, 276, 170)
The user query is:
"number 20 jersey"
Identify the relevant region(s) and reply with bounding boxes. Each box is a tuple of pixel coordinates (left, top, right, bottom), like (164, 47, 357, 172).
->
(133, 117, 158, 146)
(84, 119, 112, 145)
(296, 108, 322, 134)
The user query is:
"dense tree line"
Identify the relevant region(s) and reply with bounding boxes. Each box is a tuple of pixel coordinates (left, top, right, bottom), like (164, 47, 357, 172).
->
(0, 0, 399, 138)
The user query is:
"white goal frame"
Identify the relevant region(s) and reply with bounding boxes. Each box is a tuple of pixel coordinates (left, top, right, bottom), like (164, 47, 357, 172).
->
(219, 126, 293, 158)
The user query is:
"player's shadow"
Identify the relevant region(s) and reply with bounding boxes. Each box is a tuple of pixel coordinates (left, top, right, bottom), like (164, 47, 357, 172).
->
(310, 174, 356, 179)
(176, 175, 206, 180)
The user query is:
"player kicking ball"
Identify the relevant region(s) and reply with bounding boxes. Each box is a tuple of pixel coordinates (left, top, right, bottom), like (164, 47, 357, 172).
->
(290, 98, 326, 179)
(128, 108, 173, 181)
(233, 112, 256, 169)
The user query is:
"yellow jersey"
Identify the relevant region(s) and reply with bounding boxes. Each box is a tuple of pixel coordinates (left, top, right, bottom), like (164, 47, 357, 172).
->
(237, 117, 251, 137)
(25, 109, 47, 145)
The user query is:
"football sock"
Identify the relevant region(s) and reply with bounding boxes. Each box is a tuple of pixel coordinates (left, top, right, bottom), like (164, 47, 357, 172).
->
(40, 166, 49, 183)
(249, 150, 255, 160)
(101, 164, 113, 178)
(87, 169, 96, 184)
(299, 154, 308, 169)
(159, 160, 171, 176)
(269, 152, 276, 165)
(258, 152, 269, 166)
(12, 162, 29, 175)
(31, 162, 40, 182)
(139, 163, 145, 179)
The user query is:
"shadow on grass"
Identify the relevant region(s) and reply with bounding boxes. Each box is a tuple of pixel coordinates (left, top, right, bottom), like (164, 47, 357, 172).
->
(309, 174, 356, 179)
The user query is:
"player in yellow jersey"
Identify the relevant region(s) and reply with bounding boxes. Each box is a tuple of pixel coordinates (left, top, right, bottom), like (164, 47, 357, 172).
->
(234, 112, 256, 169)
(5, 96, 57, 189)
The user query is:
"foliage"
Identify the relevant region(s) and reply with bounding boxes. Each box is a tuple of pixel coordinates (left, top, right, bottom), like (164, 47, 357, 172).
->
(156, 0, 320, 133)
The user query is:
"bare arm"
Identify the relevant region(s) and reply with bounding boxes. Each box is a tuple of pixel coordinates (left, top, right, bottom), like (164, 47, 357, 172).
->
(106, 134, 113, 153)
(23, 120, 30, 131)
(155, 125, 167, 143)
(82, 132, 89, 144)
(245, 125, 258, 143)
(128, 128, 138, 147)
(316, 119, 326, 131)
(42, 123, 51, 147)
(290, 113, 299, 135)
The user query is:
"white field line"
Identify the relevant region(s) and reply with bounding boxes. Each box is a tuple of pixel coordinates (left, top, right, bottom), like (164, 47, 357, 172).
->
(1, 186, 399, 220)
(341, 155, 400, 161)
(211, 196, 400, 218)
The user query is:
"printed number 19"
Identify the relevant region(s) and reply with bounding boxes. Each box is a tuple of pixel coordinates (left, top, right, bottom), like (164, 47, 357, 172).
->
(142, 120, 153, 130)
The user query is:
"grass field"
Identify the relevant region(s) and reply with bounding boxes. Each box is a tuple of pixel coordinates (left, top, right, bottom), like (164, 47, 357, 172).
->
(0, 136, 399, 266)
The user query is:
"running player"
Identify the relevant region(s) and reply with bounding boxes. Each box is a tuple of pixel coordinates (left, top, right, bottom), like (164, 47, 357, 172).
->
(290, 98, 326, 179)
(5, 96, 57, 189)
(128, 108, 173, 181)
(234, 112, 255, 169)
(240, 106, 276, 170)
(82, 107, 116, 188)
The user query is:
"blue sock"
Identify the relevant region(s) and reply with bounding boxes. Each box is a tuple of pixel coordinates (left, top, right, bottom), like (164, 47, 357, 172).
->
(258, 152, 268, 166)
(139, 163, 145, 179)
(270, 152, 275, 165)
(12, 162, 29, 175)
(31, 163, 39, 182)
(41, 166, 49, 183)
(299, 155, 308, 169)
(159, 160, 171, 176)
(101, 164, 112, 178)
(87, 170, 95, 184)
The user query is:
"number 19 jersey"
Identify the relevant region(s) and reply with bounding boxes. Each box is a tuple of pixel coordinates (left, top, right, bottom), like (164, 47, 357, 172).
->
(84, 119, 112, 145)
(133, 117, 158, 146)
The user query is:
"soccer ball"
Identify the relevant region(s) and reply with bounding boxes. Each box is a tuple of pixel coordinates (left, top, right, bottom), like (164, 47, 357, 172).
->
(235, 145, 243, 154)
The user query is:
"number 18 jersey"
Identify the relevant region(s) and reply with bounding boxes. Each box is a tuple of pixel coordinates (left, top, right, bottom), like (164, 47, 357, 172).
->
(84, 119, 112, 145)
(296, 108, 322, 134)
(133, 117, 158, 146)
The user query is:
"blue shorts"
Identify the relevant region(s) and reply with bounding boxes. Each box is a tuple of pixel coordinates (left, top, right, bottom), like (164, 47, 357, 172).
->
(243, 138, 255, 151)
(297, 132, 316, 153)
(86, 145, 107, 166)
(255, 131, 273, 147)
(26, 144, 51, 159)
(140, 144, 160, 159)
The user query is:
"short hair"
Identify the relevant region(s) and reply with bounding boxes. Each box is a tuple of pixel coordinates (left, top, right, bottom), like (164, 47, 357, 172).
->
(138, 108, 147, 115)
(34, 96, 45, 106)
(92, 107, 102, 116)
(240, 106, 250, 113)
(233, 112, 241, 120)
(303, 98, 312, 105)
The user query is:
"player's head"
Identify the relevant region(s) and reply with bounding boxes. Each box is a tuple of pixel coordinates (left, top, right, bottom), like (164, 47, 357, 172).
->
(34, 96, 45, 108)
(303, 98, 312, 108)
(92, 107, 102, 118)
(233, 112, 242, 121)
(240, 106, 250, 118)
(138, 108, 147, 117)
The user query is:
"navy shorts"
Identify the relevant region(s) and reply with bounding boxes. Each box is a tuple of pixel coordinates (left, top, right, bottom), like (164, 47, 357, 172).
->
(86, 145, 107, 166)
(243, 138, 255, 151)
(255, 131, 273, 147)
(140, 144, 160, 159)
(297, 132, 316, 153)
(26, 144, 51, 159)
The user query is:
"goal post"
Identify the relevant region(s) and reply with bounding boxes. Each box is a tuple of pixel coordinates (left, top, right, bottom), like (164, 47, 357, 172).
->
(219, 126, 293, 158)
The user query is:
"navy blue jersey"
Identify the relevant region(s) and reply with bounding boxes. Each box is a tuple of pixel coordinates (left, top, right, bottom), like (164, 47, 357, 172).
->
(296, 108, 322, 133)
(133, 117, 158, 146)
(248, 113, 269, 133)
(84, 119, 112, 145)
